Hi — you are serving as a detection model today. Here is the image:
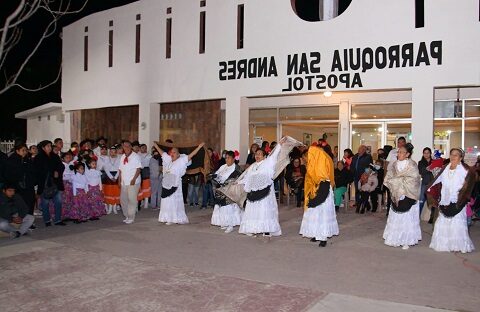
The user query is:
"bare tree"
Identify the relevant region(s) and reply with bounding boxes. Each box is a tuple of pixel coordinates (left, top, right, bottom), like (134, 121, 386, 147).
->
(0, 0, 88, 95)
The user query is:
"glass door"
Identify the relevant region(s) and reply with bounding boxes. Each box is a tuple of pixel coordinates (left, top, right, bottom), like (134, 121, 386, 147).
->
(351, 123, 383, 158)
(385, 122, 412, 148)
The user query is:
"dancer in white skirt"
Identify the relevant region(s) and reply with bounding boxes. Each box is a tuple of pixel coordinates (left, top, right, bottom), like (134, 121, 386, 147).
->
(300, 145, 339, 247)
(383, 143, 422, 250)
(210, 151, 243, 233)
(238, 139, 284, 237)
(153, 142, 204, 225)
(429, 148, 475, 253)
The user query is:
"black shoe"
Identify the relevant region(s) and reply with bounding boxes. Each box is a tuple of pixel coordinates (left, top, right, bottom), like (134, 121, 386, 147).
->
(45, 221, 52, 227)
(89, 217, 99, 221)
(29, 224, 37, 230)
(73, 220, 81, 224)
(310, 237, 318, 242)
(12, 231, 21, 239)
(360, 207, 365, 214)
(55, 221, 67, 226)
(335, 206, 339, 212)
(319, 240, 327, 247)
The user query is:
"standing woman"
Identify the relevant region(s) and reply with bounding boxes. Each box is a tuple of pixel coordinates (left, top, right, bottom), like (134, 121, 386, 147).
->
(418, 147, 433, 215)
(300, 146, 339, 247)
(153, 142, 205, 225)
(245, 144, 259, 169)
(383, 143, 422, 250)
(429, 148, 475, 253)
(6, 144, 36, 218)
(238, 139, 284, 237)
(103, 146, 121, 214)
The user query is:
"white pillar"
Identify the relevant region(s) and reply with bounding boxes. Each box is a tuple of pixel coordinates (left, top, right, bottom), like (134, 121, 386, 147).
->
(225, 96, 249, 163)
(138, 103, 160, 146)
(411, 85, 434, 162)
(339, 100, 349, 156)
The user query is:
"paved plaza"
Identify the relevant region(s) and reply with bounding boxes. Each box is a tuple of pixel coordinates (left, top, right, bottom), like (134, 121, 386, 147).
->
(1, 204, 479, 312)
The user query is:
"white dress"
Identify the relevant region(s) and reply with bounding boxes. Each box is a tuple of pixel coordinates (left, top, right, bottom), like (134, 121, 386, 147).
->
(429, 164, 475, 253)
(299, 186, 339, 241)
(158, 153, 191, 224)
(211, 164, 243, 227)
(238, 147, 282, 236)
(383, 159, 422, 247)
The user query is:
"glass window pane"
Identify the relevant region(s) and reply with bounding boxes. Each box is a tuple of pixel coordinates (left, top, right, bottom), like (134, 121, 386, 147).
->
(351, 103, 411, 119)
(434, 101, 462, 118)
(465, 118, 480, 150)
(351, 124, 382, 158)
(282, 123, 338, 147)
(434, 120, 462, 156)
(465, 100, 480, 118)
(248, 124, 277, 145)
(386, 123, 412, 148)
(249, 109, 277, 123)
(279, 106, 339, 121)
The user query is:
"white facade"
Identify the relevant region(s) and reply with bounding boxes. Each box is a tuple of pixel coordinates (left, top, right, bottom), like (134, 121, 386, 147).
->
(58, 0, 480, 162)
(15, 103, 71, 146)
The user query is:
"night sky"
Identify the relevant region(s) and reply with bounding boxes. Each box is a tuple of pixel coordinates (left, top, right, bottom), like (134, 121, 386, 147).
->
(0, 0, 347, 141)
(0, 0, 138, 141)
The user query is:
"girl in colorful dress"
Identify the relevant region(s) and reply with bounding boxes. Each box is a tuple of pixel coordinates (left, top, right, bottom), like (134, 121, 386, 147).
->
(382, 143, 422, 250)
(103, 146, 121, 214)
(85, 158, 106, 220)
(61, 152, 75, 220)
(70, 163, 90, 223)
(429, 148, 475, 253)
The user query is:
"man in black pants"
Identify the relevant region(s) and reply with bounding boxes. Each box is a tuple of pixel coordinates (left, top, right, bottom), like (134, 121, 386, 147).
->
(350, 145, 373, 210)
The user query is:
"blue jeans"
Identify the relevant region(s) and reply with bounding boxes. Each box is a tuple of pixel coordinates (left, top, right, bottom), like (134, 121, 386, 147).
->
(419, 184, 427, 215)
(41, 191, 63, 224)
(188, 184, 200, 205)
(202, 182, 214, 207)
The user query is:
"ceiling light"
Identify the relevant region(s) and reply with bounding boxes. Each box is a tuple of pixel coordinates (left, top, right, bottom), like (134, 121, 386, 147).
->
(352, 113, 358, 119)
(323, 91, 332, 97)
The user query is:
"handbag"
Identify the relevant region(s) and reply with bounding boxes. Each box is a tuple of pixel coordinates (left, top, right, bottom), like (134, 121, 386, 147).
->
(43, 172, 57, 199)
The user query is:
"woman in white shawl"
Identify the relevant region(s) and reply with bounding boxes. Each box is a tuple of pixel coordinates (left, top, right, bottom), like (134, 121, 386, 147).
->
(383, 143, 422, 250)
(429, 148, 475, 253)
(238, 138, 285, 237)
(153, 142, 204, 225)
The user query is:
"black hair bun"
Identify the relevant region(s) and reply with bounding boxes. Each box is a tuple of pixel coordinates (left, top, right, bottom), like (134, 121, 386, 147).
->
(405, 143, 414, 155)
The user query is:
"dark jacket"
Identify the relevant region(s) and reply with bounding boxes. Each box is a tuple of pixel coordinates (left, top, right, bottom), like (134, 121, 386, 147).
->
(351, 153, 373, 180)
(0, 151, 7, 186)
(5, 153, 36, 191)
(285, 164, 306, 188)
(246, 153, 256, 166)
(33, 151, 65, 195)
(0, 193, 29, 221)
(418, 158, 434, 186)
(334, 168, 353, 188)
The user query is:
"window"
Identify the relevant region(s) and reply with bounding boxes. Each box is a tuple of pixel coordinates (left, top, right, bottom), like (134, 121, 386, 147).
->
(291, 0, 352, 22)
(199, 11, 206, 54)
(135, 24, 141, 63)
(351, 103, 412, 120)
(280, 106, 339, 121)
(108, 21, 113, 67)
(237, 4, 244, 49)
(166, 18, 172, 58)
(200, 0, 206, 7)
(84, 34, 88, 71)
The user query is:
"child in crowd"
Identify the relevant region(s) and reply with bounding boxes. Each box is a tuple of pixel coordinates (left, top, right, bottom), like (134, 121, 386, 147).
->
(61, 152, 75, 220)
(357, 167, 378, 214)
(333, 161, 353, 212)
(85, 158, 106, 220)
(70, 163, 90, 223)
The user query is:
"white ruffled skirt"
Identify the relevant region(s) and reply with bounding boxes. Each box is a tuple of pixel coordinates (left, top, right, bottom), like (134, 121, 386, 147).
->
(239, 185, 282, 236)
(299, 189, 339, 241)
(383, 202, 422, 247)
(158, 187, 189, 224)
(430, 207, 475, 253)
(211, 203, 243, 227)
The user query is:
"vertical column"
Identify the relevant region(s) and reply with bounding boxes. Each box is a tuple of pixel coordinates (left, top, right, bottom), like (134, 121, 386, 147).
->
(225, 96, 249, 163)
(138, 103, 160, 146)
(411, 85, 434, 162)
(339, 100, 350, 155)
(63, 111, 72, 148)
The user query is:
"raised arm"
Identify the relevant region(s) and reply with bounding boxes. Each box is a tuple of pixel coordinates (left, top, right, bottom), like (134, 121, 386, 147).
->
(188, 142, 205, 161)
(153, 142, 165, 155)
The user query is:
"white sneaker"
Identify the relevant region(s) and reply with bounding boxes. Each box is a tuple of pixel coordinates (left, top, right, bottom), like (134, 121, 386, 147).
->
(224, 226, 234, 233)
(122, 218, 129, 223)
(246, 233, 254, 236)
(402, 245, 410, 250)
(166, 222, 173, 225)
(125, 219, 134, 224)
(220, 226, 227, 230)
(113, 206, 118, 214)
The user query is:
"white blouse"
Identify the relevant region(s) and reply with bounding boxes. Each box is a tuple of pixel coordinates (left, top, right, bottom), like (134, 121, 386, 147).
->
(85, 168, 102, 189)
(71, 173, 89, 196)
(239, 146, 280, 192)
(63, 162, 74, 182)
(161, 153, 191, 189)
(215, 163, 236, 184)
(103, 156, 121, 180)
(431, 163, 468, 205)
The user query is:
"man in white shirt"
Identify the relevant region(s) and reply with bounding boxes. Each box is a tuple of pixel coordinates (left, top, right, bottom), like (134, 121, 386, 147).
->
(385, 136, 406, 171)
(118, 141, 142, 224)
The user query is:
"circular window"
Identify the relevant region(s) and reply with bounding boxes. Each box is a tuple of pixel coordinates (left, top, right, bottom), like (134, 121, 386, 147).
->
(291, 0, 352, 22)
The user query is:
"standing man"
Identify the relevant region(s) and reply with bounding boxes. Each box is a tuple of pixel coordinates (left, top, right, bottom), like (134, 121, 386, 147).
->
(53, 138, 63, 156)
(350, 145, 373, 212)
(118, 141, 142, 224)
